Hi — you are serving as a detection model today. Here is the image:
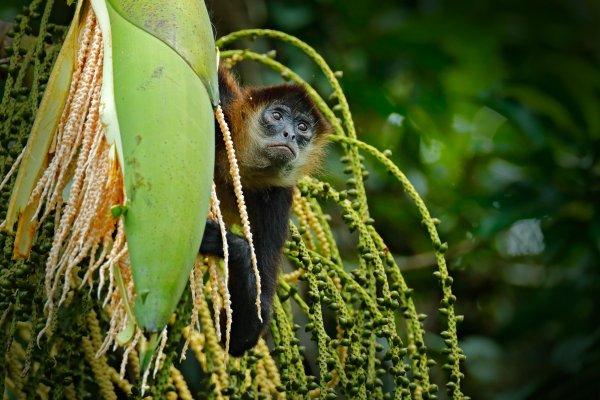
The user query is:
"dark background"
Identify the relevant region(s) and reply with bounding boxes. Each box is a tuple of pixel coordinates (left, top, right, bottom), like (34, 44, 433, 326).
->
(2, 1, 599, 399)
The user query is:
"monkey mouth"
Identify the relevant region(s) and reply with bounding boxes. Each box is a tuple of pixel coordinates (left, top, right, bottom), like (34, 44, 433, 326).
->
(267, 144, 296, 158)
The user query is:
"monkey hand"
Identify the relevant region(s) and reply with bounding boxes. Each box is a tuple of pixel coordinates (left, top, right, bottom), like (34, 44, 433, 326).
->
(199, 220, 226, 257)
(200, 220, 252, 271)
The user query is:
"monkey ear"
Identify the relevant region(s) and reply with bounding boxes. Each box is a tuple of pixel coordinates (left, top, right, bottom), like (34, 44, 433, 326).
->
(314, 105, 333, 137)
(218, 66, 242, 108)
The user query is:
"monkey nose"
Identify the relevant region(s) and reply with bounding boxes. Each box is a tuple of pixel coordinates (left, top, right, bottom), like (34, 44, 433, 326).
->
(283, 131, 295, 140)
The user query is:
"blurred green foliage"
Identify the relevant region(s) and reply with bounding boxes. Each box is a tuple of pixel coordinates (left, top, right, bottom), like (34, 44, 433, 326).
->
(2, 0, 599, 398)
(208, 0, 600, 398)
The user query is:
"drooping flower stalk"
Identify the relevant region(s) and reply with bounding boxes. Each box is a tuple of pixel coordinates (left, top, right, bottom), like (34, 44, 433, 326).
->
(215, 105, 262, 322)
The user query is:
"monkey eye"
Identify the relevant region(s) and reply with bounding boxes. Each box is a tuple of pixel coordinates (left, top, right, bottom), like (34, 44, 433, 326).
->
(297, 122, 308, 131)
(272, 111, 282, 121)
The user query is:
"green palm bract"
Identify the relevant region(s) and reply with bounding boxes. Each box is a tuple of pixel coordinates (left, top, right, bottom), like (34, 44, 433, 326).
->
(100, 0, 217, 332)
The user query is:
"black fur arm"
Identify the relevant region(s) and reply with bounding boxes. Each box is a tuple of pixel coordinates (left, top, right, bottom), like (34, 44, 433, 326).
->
(199, 187, 293, 356)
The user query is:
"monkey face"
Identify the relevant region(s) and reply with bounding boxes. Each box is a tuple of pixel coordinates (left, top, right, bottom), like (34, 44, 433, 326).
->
(257, 103, 316, 168)
(224, 80, 330, 188)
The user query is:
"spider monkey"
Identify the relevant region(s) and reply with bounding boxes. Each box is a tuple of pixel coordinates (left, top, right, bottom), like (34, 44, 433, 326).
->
(199, 67, 330, 356)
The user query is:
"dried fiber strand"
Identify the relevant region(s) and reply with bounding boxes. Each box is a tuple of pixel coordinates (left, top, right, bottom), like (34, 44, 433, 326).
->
(119, 329, 142, 379)
(0, 146, 26, 194)
(33, 14, 131, 344)
(207, 257, 222, 342)
(181, 257, 205, 360)
(153, 326, 169, 379)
